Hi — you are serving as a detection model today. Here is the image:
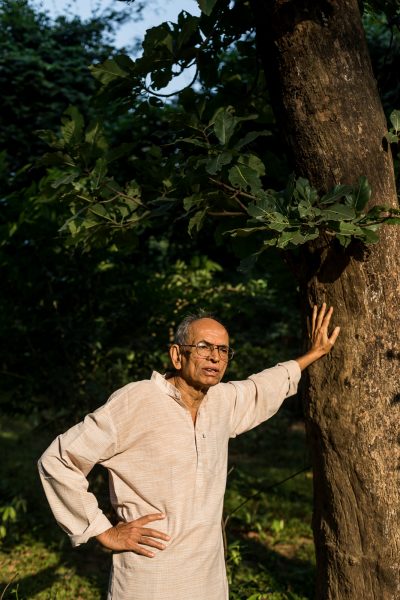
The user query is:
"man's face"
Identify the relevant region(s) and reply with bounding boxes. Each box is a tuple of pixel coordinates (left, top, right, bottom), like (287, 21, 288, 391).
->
(174, 318, 230, 390)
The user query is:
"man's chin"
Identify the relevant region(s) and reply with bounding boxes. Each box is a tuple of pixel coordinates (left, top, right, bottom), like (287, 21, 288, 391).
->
(200, 372, 222, 386)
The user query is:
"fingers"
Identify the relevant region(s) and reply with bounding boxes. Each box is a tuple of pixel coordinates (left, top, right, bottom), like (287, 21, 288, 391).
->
(135, 513, 166, 526)
(315, 302, 327, 332)
(311, 304, 318, 334)
(99, 514, 171, 555)
(133, 544, 157, 558)
(309, 303, 340, 355)
(138, 535, 167, 550)
(329, 325, 341, 346)
(137, 526, 170, 542)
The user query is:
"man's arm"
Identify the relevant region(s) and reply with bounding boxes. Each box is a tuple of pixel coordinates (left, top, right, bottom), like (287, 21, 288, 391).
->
(295, 303, 340, 371)
(38, 404, 170, 556)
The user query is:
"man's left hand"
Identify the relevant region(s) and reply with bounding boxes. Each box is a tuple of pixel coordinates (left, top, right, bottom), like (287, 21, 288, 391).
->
(295, 303, 340, 371)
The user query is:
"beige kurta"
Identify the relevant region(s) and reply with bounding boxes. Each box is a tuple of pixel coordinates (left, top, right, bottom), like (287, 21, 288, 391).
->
(38, 361, 301, 600)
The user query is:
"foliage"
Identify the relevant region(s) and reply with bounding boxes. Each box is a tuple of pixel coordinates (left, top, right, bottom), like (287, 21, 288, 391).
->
(32, 1, 400, 263)
(0, 497, 26, 543)
(363, 8, 400, 113)
(39, 102, 400, 270)
(0, 0, 132, 179)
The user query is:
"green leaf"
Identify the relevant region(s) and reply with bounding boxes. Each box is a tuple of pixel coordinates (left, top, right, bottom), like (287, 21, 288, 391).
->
(89, 204, 111, 220)
(267, 212, 290, 232)
(176, 13, 200, 48)
(114, 53, 135, 73)
(246, 194, 277, 219)
(151, 68, 173, 91)
(227, 226, 270, 237)
(183, 193, 203, 212)
(143, 24, 174, 54)
(362, 228, 380, 243)
(338, 221, 364, 236)
(206, 151, 233, 175)
(51, 172, 78, 189)
(188, 209, 207, 234)
(234, 130, 271, 151)
(214, 107, 237, 145)
(320, 184, 353, 205)
(385, 131, 399, 143)
(389, 109, 400, 133)
(197, 0, 218, 16)
(179, 137, 208, 148)
(61, 106, 84, 146)
(91, 158, 108, 190)
(294, 177, 319, 205)
(297, 200, 321, 219)
(321, 204, 356, 221)
(228, 164, 262, 192)
(336, 234, 352, 248)
(353, 176, 371, 212)
(90, 58, 131, 86)
(239, 154, 265, 177)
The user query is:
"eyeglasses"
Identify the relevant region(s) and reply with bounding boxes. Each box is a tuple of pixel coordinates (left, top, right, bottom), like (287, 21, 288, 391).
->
(179, 341, 235, 361)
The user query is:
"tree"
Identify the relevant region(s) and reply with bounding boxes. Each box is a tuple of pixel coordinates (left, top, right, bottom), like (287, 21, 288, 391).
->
(35, 0, 400, 597)
(250, 1, 400, 598)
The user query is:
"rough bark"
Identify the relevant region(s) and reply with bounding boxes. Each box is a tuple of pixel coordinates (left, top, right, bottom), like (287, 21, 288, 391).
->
(251, 1, 400, 598)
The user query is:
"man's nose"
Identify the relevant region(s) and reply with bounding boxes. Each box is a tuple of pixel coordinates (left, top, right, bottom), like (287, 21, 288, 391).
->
(209, 347, 220, 361)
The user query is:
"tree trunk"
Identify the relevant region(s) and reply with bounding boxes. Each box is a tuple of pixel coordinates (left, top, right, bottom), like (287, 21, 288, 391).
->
(251, 0, 400, 598)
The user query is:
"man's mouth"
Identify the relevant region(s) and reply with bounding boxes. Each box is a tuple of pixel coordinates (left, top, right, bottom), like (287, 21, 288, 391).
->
(203, 367, 219, 376)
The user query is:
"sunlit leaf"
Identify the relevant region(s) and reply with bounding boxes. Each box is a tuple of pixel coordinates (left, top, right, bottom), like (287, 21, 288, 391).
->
(362, 228, 380, 243)
(338, 221, 364, 236)
(385, 131, 399, 143)
(389, 109, 400, 132)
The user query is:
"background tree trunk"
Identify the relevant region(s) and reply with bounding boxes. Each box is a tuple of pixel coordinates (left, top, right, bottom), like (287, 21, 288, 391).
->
(251, 0, 400, 598)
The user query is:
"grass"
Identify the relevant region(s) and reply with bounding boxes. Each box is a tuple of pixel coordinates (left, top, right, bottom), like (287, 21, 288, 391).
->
(0, 406, 314, 599)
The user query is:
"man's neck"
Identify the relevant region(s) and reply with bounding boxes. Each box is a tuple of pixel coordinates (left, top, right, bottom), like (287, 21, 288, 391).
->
(171, 375, 207, 411)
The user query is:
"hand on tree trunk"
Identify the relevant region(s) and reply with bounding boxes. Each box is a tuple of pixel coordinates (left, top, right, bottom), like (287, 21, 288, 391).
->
(295, 303, 340, 371)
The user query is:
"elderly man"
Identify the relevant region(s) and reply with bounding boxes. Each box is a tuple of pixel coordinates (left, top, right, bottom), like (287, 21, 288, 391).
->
(38, 304, 339, 600)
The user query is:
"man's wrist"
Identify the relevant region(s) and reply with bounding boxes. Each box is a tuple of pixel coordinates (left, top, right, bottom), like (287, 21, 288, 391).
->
(295, 348, 325, 371)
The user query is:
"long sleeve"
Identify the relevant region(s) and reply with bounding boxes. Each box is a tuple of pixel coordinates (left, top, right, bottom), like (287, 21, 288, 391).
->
(38, 404, 118, 547)
(227, 360, 301, 437)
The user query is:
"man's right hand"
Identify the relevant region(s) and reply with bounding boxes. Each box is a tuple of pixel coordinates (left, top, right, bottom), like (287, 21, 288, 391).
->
(96, 513, 170, 558)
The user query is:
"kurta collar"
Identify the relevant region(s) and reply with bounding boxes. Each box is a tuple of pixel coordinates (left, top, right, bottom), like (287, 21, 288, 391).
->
(151, 371, 185, 407)
(151, 370, 211, 410)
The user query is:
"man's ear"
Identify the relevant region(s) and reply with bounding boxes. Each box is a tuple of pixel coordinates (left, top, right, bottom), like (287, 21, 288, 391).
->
(169, 344, 182, 370)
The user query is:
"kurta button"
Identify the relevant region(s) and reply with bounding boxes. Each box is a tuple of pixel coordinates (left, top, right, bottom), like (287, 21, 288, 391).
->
(202, 433, 206, 438)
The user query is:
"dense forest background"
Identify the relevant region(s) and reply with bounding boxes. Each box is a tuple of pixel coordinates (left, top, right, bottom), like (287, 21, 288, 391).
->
(1, 0, 399, 598)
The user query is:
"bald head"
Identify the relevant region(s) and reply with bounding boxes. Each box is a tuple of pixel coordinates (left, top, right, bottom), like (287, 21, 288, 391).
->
(173, 313, 228, 346)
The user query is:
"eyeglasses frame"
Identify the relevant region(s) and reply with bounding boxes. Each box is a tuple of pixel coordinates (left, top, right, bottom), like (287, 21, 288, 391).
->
(178, 341, 235, 361)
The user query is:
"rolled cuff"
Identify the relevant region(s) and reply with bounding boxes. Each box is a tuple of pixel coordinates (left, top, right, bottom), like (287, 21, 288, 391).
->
(276, 359, 302, 397)
(70, 511, 113, 547)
